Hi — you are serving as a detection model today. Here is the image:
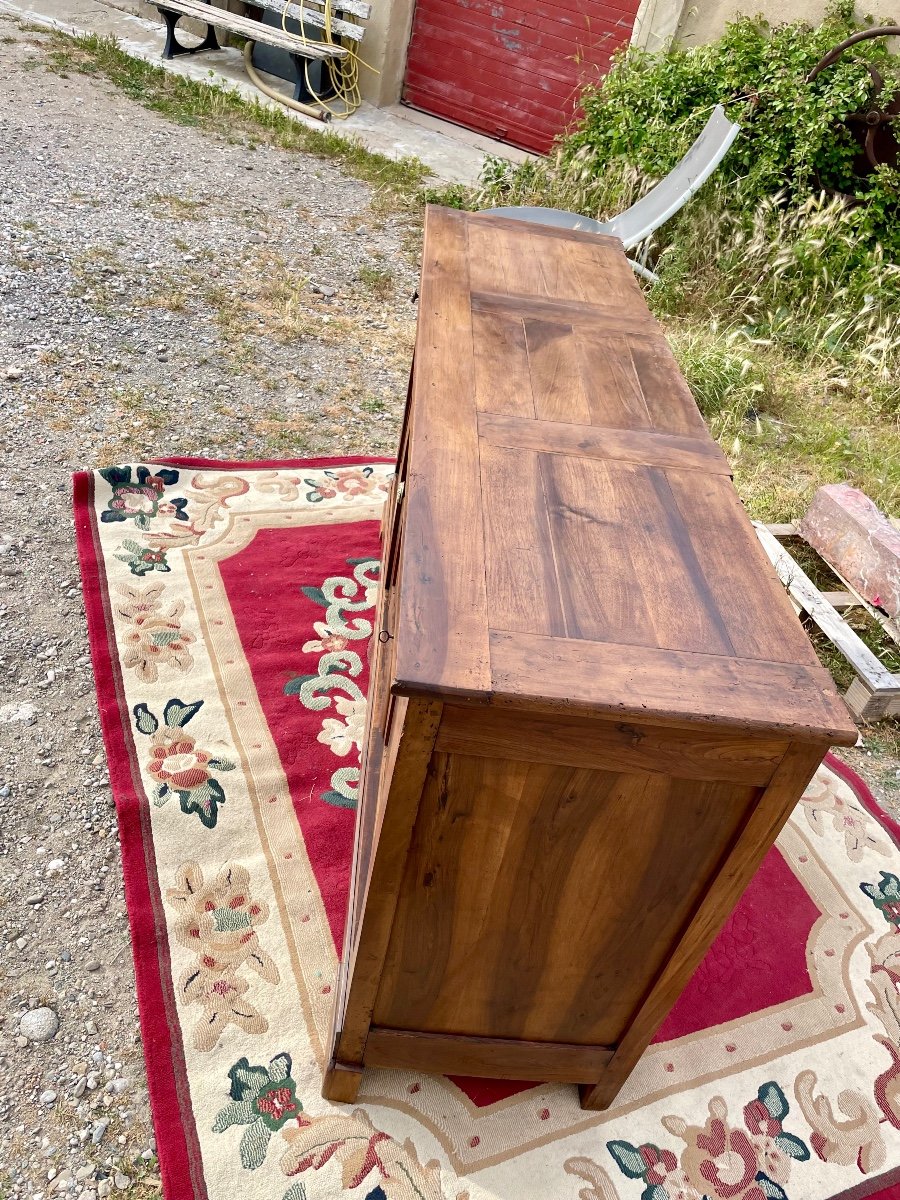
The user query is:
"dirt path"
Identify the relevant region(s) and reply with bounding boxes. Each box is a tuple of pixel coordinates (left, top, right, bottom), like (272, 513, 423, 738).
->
(1, 20, 897, 1200)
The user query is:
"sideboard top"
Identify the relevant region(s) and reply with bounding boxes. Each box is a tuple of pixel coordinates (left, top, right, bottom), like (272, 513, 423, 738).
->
(393, 206, 856, 745)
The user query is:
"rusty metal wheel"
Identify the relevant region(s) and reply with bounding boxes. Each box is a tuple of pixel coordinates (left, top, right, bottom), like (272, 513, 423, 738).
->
(807, 27, 900, 175)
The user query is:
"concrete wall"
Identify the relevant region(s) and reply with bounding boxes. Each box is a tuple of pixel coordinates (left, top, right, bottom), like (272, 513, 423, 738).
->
(356, 0, 414, 106)
(677, 0, 897, 44)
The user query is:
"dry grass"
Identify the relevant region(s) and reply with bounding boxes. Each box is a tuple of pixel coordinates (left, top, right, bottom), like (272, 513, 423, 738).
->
(669, 326, 900, 521)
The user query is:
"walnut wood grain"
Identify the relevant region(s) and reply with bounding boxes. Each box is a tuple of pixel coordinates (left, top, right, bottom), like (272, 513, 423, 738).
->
(365, 1029, 615, 1082)
(372, 751, 758, 1044)
(487, 630, 858, 742)
(434, 705, 788, 785)
(471, 308, 535, 417)
(540, 454, 736, 654)
(325, 209, 857, 1111)
(628, 338, 713, 438)
(393, 207, 491, 698)
(665, 470, 820, 665)
(580, 741, 828, 1109)
(477, 411, 731, 473)
(321, 1059, 363, 1104)
(471, 290, 658, 335)
(466, 210, 625, 249)
(330, 698, 442, 1068)
(524, 319, 595, 424)
(479, 441, 567, 638)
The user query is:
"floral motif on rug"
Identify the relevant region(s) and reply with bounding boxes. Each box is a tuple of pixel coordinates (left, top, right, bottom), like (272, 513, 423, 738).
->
(75, 459, 900, 1200)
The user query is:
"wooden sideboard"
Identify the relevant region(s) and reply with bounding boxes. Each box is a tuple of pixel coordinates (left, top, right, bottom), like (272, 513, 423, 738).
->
(322, 207, 858, 1110)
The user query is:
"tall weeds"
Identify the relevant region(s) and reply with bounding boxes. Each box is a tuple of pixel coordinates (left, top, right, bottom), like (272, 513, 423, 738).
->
(654, 187, 900, 408)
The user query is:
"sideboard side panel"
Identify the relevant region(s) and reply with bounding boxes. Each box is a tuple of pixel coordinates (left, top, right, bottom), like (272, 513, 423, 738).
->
(372, 747, 759, 1046)
(580, 739, 828, 1108)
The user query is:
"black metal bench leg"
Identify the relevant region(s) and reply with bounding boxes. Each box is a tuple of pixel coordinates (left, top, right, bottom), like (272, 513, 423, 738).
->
(157, 7, 219, 59)
(288, 52, 315, 103)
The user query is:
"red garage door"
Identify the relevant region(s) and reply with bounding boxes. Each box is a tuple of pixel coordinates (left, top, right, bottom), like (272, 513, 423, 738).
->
(401, 0, 640, 154)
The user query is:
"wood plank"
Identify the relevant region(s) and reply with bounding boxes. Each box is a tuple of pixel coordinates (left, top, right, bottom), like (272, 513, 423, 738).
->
(537, 453, 658, 647)
(628, 338, 712, 439)
(160, 0, 348, 54)
(253, 0, 370, 25)
(393, 208, 491, 696)
(435, 704, 788, 785)
(581, 741, 827, 1109)
(558, 236, 645, 310)
(477, 411, 730, 473)
(524, 320, 594, 424)
(330, 698, 442, 1069)
(321, 1060, 362, 1104)
(577, 330, 653, 429)
(372, 753, 757, 1045)
(249, 0, 367, 40)
(540, 455, 735, 655)
(471, 308, 536, 417)
(467, 220, 548, 299)
(845, 676, 900, 721)
(754, 523, 900, 694)
(487, 630, 860, 742)
(479, 442, 567, 637)
(365, 1028, 614, 1082)
(467, 211, 623, 250)
(822, 590, 858, 610)
(667, 472, 822, 666)
(534, 234, 585, 300)
(471, 290, 657, 337)
(765, 522, 799, 538)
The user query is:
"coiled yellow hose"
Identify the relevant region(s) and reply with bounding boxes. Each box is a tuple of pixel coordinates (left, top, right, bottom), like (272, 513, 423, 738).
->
(243, 0, 376, 120)
(243, 39, 331, 120)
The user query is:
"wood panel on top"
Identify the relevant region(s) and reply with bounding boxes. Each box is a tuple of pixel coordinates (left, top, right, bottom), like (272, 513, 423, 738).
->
(394, 208, 491, 698)
(477, 412, 731, 474)
(392, 210, 858, 749)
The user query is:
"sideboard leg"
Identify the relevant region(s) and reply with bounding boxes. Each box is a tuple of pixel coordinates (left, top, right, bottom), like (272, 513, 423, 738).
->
(322, 1058, 363, 1104)
(578, 1079, 617, 1111)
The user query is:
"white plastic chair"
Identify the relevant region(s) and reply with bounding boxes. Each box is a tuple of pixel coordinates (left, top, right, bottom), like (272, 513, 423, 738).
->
(485, 105, 741, 283)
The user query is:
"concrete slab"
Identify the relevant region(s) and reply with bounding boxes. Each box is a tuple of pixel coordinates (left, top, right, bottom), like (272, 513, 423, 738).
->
(0, 0, 531, 183)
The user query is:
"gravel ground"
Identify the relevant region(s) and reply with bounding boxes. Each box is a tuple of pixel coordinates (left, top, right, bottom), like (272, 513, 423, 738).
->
(0, 20, 418, 1200)
(1, 19, 898, 1200)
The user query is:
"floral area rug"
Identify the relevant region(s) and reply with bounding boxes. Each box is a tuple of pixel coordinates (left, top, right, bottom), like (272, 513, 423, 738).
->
(75, 458, 900, 1200)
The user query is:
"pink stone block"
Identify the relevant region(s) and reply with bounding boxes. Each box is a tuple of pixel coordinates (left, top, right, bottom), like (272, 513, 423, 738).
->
(799, 484, 900, 618)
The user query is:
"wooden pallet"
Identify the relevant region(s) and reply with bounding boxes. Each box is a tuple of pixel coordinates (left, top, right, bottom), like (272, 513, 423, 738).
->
(754, 522, 900, 722)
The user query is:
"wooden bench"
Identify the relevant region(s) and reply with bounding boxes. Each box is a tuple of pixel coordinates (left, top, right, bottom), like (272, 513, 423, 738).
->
(155, 0, 356, 104)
